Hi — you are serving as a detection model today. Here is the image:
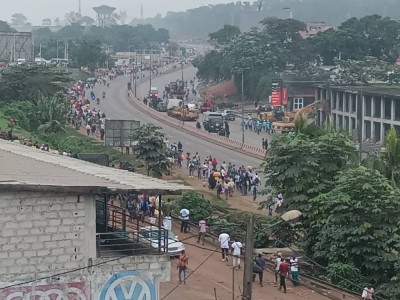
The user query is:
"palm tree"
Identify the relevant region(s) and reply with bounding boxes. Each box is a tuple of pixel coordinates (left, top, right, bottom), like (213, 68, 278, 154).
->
(362, 128, 400, 187)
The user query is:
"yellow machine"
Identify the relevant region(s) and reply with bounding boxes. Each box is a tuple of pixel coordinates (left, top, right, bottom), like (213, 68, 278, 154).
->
(272, 100, 328, 133)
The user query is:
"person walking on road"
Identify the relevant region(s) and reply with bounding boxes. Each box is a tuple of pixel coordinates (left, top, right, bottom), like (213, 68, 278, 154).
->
(197, 219, 207, 245)
(290, 254, 299, 286)
(177, 250, 189, 284)
(253, 254, 266, 287)
(180, 208, 190, 233)
(231, 240, 243, 269)
(163, 213, 172, 231)
(274, 252, 282, 283)
(279, 258, 289, 293)
(218, 232, 230, 262)
(362, 285, 375, 300)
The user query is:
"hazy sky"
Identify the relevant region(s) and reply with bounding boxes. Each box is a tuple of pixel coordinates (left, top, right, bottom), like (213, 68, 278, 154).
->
(1, 0, 233, 25)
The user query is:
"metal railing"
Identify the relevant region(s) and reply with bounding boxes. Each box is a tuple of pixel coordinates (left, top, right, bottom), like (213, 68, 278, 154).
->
(96, 203, 169, 257)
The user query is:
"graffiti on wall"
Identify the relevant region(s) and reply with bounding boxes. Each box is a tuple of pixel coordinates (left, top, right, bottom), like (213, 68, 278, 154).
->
(0, 282, 87, 300)
(99, 271, 156, 300)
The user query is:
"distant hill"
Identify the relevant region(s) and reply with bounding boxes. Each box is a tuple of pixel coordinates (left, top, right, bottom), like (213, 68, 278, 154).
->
(131, 0, 400, 38)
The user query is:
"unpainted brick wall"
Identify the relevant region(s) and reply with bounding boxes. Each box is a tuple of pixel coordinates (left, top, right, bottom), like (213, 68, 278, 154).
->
(0, 191, 89, 281)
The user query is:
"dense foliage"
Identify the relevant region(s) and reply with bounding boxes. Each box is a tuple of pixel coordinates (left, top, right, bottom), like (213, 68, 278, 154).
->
(0, 66, 73, 102)
(32, 23, 169, 69)
(174, 191, 213, 223)
(3, 95, 69, 134)
(132, 0, 400, 38)
(195, 15, 400, 99)
(131, 124, 172, 178)
(262, 127, 400, 297)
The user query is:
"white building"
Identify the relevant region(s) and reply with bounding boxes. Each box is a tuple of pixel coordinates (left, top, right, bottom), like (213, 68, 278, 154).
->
(315, 85, 400, 146)
(0, 139, 190, 299)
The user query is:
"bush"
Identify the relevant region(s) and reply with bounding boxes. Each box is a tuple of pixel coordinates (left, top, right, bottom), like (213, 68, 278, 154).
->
(174, 191, 213, 222)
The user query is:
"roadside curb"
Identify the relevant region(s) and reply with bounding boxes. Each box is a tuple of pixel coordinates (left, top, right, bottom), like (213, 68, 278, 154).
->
(126, 92, 267, 160)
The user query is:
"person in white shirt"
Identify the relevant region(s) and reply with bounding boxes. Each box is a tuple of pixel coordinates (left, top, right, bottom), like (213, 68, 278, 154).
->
(218, 232, 230, 261)
(362, 286, 374, 300)
(275, 252, 282, 283)
(180, 208, 190, 233)
(231, 241, 243, 268)
(289, 255, 299, 286)
(163, 213, 172, 231)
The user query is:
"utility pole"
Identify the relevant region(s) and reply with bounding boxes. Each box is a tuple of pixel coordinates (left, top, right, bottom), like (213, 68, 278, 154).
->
(242, 215, 254, 300)
(56, 40, 59, 60)
(241, 71, 245, 145)
(135, 52, 137, 97)
(141, 49, 143, 81)
(181, 61, 184, 82)
(149, 48, 153, 94)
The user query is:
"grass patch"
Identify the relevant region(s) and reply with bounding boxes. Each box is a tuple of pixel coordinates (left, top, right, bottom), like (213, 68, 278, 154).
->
(0, 109, 141, 168)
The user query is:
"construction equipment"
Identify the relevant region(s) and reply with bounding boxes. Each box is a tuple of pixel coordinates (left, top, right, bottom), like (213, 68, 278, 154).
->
(272, 100, 328, 133)
(169, 80, 186, 100)
(168, 106, 199, 121)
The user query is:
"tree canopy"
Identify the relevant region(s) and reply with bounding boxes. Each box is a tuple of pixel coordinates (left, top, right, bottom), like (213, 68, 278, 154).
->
(131, 0, 400, 38)
(195, 15, 400, 99)
(262, 126, 400, 297)
(0, 65, 73, 102)
(131, 124, 172, 178)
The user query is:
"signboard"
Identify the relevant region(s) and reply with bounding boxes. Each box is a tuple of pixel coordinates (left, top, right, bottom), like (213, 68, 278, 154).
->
(271, 79, 283, 106)
(281, 87, 288, 105)
(105, 120, 140, 147)
(271, 91, 282, 106)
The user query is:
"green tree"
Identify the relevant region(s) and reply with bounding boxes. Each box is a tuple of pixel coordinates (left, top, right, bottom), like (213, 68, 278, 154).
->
(209, 25, 241, 46)
(131, 124, 172, 178)
(0, 20, 16, 32)
(306, 167, 400, 281)
(0, 66, 72, 102)
(11, 13, 27, 26)
(261, 131, 355, 212)
(3, 94, 68, 133)
(174, 191, 213, 223)
(70, 39, 107, 70)
(363, 128, 400, 186)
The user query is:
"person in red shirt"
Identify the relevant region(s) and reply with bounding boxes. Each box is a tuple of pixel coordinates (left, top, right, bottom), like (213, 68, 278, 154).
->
(212, 158, 218, 170)
(279, 258, 289, 293)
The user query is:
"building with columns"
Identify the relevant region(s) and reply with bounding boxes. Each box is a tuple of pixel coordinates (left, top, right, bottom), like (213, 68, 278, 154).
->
(315, 85, 400, 145)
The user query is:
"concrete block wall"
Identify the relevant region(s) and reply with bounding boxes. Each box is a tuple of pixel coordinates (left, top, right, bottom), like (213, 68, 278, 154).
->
(0, 191, 96, 283)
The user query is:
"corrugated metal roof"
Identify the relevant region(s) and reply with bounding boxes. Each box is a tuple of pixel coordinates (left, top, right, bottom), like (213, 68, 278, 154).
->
(0, 139, 191, 192)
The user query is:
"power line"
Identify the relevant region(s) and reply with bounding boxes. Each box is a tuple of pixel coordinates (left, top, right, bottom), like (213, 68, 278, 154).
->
(0, 232, 201, 291)
(161, 236, 231, 300)
(273, 239, 387, 300)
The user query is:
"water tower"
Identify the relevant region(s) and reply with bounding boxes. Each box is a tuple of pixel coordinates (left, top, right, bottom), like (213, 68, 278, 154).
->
(93, 5, 116, 28)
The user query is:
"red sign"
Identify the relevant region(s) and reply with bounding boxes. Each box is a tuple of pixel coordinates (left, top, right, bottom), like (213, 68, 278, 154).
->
(271, 91, 282, 106)
(281, 87, 288, 105)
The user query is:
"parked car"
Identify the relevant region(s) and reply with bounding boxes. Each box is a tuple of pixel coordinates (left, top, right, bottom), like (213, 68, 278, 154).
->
(137, 226, 185, 257)
(221, 110, 236, 121)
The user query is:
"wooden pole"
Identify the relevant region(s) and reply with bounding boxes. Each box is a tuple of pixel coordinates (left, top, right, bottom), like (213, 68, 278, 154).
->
(242, 215, 254, 300)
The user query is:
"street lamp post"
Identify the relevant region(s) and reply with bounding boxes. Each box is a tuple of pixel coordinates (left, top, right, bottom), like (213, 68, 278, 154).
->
(241, 70, 245, 145)
(135, 51, 137, 97)
(149, 48, 153, 95)
(242, 210, 302, 300)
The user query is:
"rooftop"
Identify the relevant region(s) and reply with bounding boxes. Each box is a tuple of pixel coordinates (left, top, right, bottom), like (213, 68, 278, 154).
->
(0, 139, 191, 194)
(318, 84, 400, 98)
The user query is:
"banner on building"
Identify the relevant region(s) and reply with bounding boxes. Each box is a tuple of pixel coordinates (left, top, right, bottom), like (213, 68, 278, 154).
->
(281, 87, 288, 105)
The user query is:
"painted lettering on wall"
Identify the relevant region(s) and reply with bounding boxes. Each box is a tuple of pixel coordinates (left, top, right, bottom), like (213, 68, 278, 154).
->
(0, 282, 87, 300)
(99, 271, 156, 300)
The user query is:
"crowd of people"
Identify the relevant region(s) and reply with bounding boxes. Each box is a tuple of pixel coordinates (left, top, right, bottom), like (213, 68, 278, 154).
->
(168, 143, 263, 201)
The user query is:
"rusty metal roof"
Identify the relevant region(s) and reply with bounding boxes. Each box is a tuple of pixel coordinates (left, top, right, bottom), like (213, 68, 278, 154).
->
(0, 139, 191, 193)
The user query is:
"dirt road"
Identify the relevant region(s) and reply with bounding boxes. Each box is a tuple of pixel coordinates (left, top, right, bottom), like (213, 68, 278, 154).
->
(160, 225, 330, 300)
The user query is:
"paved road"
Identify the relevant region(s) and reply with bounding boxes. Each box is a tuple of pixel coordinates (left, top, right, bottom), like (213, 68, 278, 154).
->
(94, 68, 263, 173)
